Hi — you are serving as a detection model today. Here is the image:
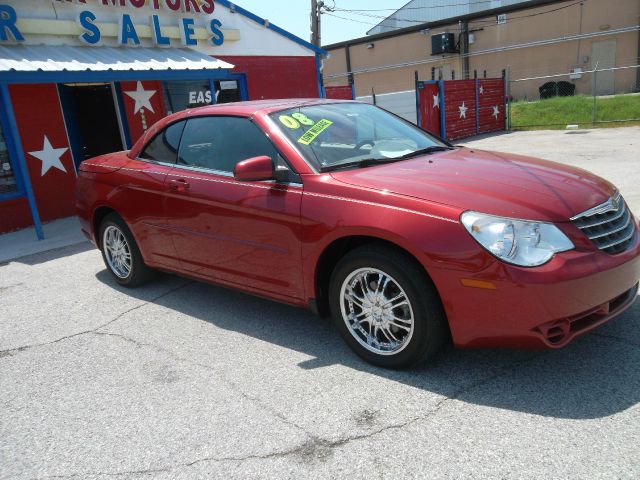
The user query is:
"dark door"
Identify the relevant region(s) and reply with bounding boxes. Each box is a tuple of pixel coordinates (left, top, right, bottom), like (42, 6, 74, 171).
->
(164, 116, 305, 302)
(59, 83, 123, 169)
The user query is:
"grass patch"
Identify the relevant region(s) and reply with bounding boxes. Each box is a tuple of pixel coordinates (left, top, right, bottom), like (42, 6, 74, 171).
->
(510, 94, 640, 130)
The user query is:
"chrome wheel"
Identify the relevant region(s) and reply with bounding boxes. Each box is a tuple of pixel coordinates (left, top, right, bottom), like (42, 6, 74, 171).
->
(340, 267, 415, 356)
(103, 225, 132, 279)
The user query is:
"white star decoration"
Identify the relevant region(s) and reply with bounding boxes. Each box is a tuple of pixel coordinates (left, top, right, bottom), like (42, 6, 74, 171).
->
(29, 136, 68, 176)
(479, 85, 484, 95)
(433, 93, 440, 108)
(459, 102, 468, 119)
(492, 105, 500, 119)
(125, 81, 156, 114)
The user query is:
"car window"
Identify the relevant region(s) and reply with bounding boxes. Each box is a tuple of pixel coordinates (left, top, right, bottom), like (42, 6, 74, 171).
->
(140, 120, 186, 164)
(178, 116, 280, 173)
(271, 103, 446, 171)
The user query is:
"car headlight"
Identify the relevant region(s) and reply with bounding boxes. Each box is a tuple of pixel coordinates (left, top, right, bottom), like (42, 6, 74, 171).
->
(460, 211, 574, 267)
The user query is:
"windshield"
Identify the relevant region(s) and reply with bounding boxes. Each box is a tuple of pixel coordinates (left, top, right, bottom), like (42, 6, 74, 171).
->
(270, 103, 448, 171)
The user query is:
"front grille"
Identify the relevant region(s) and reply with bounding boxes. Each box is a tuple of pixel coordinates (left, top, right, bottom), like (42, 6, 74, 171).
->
(571, 192, 637, 255)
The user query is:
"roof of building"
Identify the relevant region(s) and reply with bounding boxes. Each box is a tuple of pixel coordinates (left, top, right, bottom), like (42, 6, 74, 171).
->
(365, 0, 530, 36)
(323, 0, 563, 50)
(0, 45, 233, 73)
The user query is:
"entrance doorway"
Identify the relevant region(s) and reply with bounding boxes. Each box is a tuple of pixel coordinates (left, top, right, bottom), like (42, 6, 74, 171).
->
(58, 83, 124, 168)
(591, 40, 617, 96)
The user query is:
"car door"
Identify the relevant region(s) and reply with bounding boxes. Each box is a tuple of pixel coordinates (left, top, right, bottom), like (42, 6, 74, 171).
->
(164, 115, 304, 302)
(123, 120, 186, 269)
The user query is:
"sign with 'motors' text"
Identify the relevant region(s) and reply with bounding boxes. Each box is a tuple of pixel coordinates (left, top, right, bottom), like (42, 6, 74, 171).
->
(0, 1, 230, 48)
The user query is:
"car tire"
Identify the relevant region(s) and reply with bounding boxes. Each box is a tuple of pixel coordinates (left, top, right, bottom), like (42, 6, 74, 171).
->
(99, 213, 156, 288)
(329, 244, 448, 369)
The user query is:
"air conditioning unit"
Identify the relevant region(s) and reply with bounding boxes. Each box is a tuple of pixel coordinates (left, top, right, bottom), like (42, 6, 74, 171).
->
(431, 33, 457, 55)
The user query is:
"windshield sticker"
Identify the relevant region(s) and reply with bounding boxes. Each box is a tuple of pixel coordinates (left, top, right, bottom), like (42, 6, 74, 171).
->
(279, 115, 301, 129)
(297, 119, 333, 145)
(292, 112, 315, 126)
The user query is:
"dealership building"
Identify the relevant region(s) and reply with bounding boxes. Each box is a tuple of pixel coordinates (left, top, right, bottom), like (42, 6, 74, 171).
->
(323, 0, 640, 123)
(0, 0, 324, 236)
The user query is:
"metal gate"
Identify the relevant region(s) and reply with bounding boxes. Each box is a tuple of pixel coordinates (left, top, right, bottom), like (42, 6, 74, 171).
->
(417, 78, 506, 141)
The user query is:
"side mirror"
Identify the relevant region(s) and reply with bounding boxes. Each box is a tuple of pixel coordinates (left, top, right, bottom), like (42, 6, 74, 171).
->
(233, 156, 275, 182)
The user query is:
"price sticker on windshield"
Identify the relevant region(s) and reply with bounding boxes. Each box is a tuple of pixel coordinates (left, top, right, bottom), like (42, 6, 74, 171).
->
(297, 119, 333, 145)
(279, 113, 315, 129)
(279, 115, 300, 129)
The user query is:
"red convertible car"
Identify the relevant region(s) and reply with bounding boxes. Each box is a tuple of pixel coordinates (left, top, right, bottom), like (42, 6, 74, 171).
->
(76, 99, 640, 368)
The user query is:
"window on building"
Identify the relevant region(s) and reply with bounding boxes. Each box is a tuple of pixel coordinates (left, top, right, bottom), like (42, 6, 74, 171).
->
(451, 70, 455, 80)
(213, 80, 242, 104)
(162, 79, 243, 114)
(162, 81, 213, 114)
(178, 116, 279, 173)
(0, 122, 18, 195)
(140, 120, 186, 164)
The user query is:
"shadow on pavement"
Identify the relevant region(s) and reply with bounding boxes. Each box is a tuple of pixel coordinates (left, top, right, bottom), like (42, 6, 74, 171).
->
(96, 269, 640, 420)
(0, 241, 94, 267)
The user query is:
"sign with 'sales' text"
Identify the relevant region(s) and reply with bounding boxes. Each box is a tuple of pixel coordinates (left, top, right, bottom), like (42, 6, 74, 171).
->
(0, 1, 226, 47)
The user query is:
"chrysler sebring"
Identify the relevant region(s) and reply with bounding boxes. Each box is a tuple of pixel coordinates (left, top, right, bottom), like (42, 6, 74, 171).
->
(76, 100, 640, 368)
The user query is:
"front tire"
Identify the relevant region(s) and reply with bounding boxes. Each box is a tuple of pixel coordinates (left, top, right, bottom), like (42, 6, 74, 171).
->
(99, 213, 156, 288)
(329, 244, 448, 369)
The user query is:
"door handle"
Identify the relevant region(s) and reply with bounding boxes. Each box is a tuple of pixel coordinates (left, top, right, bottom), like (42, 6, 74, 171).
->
(168, 178, 190, 192)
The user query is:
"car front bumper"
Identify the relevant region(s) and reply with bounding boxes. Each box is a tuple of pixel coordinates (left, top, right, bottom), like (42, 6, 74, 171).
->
(432, 234, 640, 349)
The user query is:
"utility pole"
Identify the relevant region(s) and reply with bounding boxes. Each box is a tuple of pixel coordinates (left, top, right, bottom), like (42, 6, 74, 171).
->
(311, 0, 324, 48)
(460, 20, 470, 79)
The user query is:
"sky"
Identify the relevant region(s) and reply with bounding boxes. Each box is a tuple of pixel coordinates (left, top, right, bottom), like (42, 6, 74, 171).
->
(234, 1, 409, 46)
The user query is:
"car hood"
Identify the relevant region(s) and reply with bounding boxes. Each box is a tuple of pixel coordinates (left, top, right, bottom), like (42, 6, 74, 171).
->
(330, 148, 615, 222)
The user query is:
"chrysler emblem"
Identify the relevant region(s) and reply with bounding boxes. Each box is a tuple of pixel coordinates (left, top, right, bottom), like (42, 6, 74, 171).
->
(611, 196, 619, 211)
(570, 192, 622, 221)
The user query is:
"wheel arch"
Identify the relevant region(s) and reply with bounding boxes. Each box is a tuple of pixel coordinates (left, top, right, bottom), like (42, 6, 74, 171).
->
(92, 205, 118, 248)
(311, 234, 441, 317)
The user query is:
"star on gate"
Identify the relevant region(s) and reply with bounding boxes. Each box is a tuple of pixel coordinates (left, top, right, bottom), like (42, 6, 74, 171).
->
(29, 136, 68, 176)
(433, 93, 440, 108)
(479, 85, 484, 95)
(459, 102, 468, 119)
(125, 81, 157, 114)
(492, 105, 500, 119)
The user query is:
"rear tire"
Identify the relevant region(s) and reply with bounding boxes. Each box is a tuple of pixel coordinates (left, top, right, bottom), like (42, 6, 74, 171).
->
(99, 213, 156, 288)
(329, 244, 448, 369)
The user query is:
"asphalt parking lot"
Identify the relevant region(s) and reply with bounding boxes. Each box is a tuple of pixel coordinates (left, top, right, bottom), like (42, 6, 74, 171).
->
(1, 128, 639, 479)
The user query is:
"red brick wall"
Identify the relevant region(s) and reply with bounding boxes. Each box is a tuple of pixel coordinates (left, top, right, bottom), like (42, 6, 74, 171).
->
(217, 55, 320, 100)
(0, 198, 32, 233)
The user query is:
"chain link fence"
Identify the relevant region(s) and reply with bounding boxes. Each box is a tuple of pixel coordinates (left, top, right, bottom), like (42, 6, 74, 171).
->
(507, 64, 640, 129)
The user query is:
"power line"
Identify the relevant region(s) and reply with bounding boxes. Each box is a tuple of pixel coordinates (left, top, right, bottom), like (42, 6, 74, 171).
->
(334, 1, 500, 13)
(324, 12, 380, 26)
(324, 25, 640, 79)
(325, 0, 587, 31)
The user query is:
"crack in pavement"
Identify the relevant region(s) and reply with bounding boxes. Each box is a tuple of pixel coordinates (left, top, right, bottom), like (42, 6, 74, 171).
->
(35, 335, 544, 479)
(90, 331, 316, 439)
(0, 282, 24, 293)
(0, 281, 192, 357)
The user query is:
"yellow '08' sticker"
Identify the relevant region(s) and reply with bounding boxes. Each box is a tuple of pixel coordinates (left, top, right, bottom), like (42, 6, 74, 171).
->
(297, 119, 333, 145)
(279, 115, 300, 129)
